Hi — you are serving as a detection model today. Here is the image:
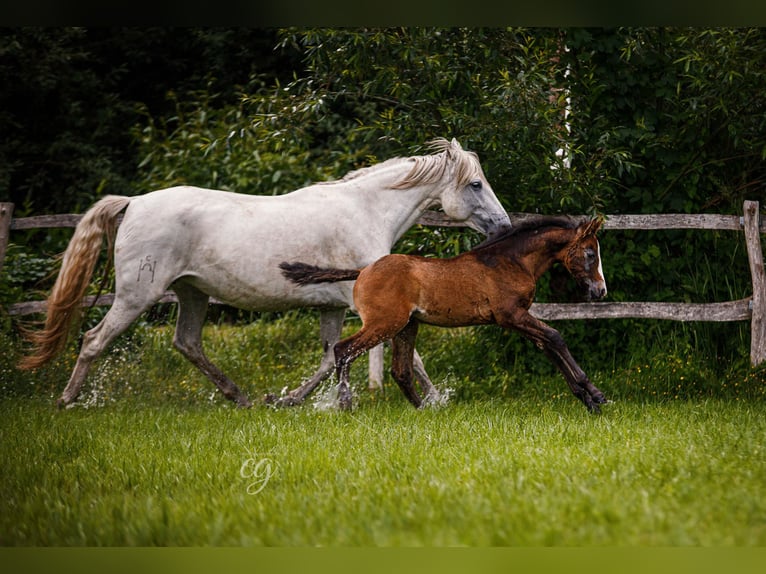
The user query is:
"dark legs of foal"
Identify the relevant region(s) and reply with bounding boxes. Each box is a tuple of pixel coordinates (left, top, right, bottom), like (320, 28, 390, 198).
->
(390, 320, 423, 408)
(333, 318, 427, 410)
(508, 311, 607, 413)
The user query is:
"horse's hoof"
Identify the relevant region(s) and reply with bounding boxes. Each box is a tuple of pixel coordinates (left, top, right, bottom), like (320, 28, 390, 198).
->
(263, 393, 277, 405)
(264, 393, 301, 408)
(56, 397, 76, 410)
(421, 390, 443, 408)
(338, 396, 353, 411)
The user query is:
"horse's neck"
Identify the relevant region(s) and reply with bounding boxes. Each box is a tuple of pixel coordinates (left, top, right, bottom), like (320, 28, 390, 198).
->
(508, 227, 577, 279)
(343, 162, 440, 245)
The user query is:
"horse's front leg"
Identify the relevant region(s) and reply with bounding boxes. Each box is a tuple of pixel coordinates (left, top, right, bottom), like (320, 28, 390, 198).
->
(506, 311, 607, 413)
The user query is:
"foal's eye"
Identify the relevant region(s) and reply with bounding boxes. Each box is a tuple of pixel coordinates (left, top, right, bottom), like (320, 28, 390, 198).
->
(585, 248, 596, 262)
(469, 180, 483, 191)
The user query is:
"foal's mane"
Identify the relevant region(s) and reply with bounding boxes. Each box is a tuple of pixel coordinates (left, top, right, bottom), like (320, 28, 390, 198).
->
(472, 215, 584, 251)
(317, 138, 482, 190)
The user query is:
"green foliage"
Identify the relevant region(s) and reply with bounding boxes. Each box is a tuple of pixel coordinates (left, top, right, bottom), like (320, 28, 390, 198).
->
(270, 28, 590, 213)
(0, 28, 300, 214)
(0, 244, 53, 309)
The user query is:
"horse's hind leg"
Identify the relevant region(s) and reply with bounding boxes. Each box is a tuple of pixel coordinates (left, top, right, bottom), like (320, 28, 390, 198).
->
(391, 320, 423, 408)
(57, 297, 153, 408)
(412, 348, 442, 406)
(265, 307, 345, 407)
(172, 283, 251, 407)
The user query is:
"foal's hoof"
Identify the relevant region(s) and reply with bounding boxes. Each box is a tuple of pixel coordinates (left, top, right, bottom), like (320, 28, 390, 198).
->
(592, 392, 608, 405)
(586, 402, 602, 415)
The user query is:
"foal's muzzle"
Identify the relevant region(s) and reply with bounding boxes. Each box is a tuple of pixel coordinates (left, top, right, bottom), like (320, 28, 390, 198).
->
(586, 282, 607, 301)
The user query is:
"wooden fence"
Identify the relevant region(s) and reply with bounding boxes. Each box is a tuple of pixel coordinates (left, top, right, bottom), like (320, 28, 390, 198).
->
(1, 200, 764, 366)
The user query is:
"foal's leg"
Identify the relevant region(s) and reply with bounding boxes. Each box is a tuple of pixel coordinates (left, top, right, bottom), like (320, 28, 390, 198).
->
(172, 283, 251, 407)
(390, 320, 423, 408)
(507, 311, 607, 413)
(368, 343, 440, 403)
(265, 307, 345, 406)
(57, 295, 157, 408)
(334, 323, 402, 410)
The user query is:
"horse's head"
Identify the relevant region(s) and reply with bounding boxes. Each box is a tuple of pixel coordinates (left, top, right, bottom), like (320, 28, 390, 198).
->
(563, 217, 607, 301)
(398, 138, 512, 240)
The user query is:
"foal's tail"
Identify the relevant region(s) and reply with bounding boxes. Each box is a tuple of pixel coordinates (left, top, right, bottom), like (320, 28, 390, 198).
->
(18, 195, 131, 370)
(279, 262, 361, 286)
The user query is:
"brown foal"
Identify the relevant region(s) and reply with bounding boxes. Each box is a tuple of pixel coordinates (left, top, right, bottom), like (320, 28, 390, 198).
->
(280, 216, 608, 413)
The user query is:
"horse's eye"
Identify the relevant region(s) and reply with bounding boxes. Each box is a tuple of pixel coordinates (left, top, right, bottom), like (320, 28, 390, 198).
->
(469, 180, 483, 191)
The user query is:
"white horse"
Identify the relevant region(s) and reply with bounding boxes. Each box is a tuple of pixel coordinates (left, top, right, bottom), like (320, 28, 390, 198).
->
(19, 138, 512, 409)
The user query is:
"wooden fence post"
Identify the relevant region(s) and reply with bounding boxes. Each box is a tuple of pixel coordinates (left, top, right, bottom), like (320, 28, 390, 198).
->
(743, 200, 765, 366)
(0, 202, 14, 277)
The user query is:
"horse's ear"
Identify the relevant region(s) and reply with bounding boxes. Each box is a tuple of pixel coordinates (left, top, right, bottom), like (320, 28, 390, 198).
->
(449, 138, 462, 153)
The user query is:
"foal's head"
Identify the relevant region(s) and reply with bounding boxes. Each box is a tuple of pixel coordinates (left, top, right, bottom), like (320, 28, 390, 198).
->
(562, 218, 607, 301)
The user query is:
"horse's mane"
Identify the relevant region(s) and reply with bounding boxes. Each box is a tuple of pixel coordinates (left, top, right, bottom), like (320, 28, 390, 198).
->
(391, 138, 481, 190)
(472, 215, 584, 251)
(322, 157, 411, 185)
(316, 138, 482, 190)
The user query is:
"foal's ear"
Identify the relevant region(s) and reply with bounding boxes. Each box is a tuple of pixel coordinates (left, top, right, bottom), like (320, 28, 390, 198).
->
(583, 216, 605, 236)
(575, 216, 604, 240)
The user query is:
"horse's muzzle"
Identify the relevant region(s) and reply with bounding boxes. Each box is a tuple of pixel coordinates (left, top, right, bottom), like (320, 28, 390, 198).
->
(484, 219, 513, 241)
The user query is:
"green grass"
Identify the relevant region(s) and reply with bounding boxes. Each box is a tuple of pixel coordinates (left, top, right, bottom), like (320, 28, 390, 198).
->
(1, 312, 765, 546)
(1, 397, 765, 546)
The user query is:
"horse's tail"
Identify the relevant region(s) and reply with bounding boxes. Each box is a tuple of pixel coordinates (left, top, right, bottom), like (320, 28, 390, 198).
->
(18, 195, 131, 370)
(279, 262, 361, 286)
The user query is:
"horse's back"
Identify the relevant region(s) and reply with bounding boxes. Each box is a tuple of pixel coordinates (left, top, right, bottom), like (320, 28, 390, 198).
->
(113, 185, 361, 310)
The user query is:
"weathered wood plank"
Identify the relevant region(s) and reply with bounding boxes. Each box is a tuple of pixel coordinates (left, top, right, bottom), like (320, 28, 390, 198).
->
(7, 291, 218, 316)
(0, 203, 13, 276)
(601, 213, 742, 231)
(414, 210, 765, 232)
(743, 200, 765, 365)
(10, 213, 83, 230)
(530, 298, 752, 322)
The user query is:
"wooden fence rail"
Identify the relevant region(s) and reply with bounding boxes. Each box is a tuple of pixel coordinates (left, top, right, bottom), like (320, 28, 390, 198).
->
(1, 200, 764, 366)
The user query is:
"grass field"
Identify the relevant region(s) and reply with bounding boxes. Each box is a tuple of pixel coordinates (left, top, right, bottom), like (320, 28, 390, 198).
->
(1, 312, 765, 546)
